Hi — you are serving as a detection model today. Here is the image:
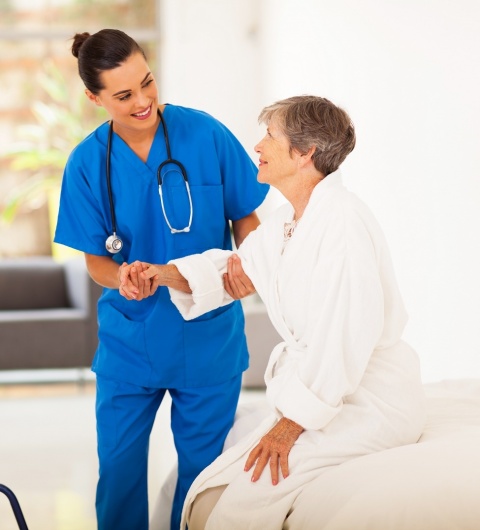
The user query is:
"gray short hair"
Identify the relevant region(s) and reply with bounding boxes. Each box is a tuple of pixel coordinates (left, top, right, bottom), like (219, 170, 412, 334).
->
(258, 95, 356, 176)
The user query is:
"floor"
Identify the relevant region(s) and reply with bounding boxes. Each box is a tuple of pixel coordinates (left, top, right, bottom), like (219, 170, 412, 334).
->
(0, 374, 263, 530)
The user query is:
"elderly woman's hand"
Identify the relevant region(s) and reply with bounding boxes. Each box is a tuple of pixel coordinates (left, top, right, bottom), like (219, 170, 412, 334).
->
(223, 254, 256, 300)
(244, 417, 304, 485)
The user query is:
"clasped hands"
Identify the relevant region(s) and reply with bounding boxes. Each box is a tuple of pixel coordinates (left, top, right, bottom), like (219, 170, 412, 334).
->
(117, 254, 256, 301)
(117, 261, 157, 301)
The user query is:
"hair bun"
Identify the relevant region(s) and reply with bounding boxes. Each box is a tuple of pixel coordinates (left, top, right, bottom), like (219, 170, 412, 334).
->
(71, 32, 91, 58)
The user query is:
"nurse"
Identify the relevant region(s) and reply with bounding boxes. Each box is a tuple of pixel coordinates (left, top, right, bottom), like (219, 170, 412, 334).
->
(54, 29, 268, 530)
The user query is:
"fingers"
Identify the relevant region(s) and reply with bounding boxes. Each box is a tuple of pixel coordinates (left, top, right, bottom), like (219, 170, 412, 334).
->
(244, 443, 279, 485)
(129, 262, 140, 288)
(118, 262, 130, 288)
(118, 263, 139, 300)
(141, 264, 160, 280)
(224, 254, 255, 300)
(269, 452, 279, 485)
(130, 262, 144, 298)
(138, 264, 161, 298)
(118, 261, 157, 301)
(251, 450, 270, 484)
(139, 261, 154, 300)
(119, 283, 135, 300)
(279, 453, 289, 479)
(128, 261, 150, 300)
(223, 272, 236, 299)
(140, 262, 160, 297)
(148, 275, 160, 295)
(244, 444, 261, 472)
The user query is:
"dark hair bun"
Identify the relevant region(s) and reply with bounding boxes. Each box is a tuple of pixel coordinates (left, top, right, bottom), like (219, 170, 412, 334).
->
(71, 32, 91, 58)
(72, 29, 146, 94)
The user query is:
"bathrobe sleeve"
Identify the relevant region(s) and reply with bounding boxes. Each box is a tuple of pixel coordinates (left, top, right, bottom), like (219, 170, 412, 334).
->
(167, 213, 276, 320)
(168, 249, 235, 320)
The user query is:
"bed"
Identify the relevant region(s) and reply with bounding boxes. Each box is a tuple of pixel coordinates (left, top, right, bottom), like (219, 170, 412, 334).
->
(151, 379, 480, 529)
(281, 379, 480, 529)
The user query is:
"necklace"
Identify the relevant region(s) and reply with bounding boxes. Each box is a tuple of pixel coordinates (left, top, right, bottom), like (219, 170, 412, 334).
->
(283, 217, 301, 242)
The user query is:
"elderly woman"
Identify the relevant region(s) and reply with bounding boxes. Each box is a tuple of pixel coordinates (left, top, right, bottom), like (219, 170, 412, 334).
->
(126, 95, 426, 529)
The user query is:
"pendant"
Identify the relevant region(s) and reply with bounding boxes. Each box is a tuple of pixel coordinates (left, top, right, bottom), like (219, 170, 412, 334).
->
(283, 218, 299, 242)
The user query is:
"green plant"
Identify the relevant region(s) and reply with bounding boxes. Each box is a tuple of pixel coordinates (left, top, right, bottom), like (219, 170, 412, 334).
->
(1, 59, 107, 223)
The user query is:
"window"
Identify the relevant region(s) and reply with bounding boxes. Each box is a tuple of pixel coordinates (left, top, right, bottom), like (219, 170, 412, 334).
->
(0, 0, 160, 257)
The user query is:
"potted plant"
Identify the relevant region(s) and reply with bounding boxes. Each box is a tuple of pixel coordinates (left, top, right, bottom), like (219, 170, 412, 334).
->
(1, 59, 106, 258)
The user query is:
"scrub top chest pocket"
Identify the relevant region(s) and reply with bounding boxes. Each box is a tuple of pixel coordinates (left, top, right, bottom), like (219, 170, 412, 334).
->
(162, 183, 227, 252)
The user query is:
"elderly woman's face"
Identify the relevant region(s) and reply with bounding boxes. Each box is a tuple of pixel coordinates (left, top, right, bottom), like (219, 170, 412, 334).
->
(254, 118, 299, 186)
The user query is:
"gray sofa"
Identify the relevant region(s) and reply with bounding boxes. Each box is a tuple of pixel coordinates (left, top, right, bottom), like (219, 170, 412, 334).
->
(0, 256, 278, 384)
(0, 256, 102, 371)
(242, 301, 281, 388)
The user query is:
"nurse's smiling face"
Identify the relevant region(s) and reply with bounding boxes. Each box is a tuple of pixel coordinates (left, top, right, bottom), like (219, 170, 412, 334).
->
(86, 52, 159, 134)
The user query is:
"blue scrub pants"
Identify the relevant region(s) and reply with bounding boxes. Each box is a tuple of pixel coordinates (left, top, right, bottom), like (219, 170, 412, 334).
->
(95, 374, 242, 530)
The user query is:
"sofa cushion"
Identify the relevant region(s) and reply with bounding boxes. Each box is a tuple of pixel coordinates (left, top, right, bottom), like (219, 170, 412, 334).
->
(0, 257, 69, 310)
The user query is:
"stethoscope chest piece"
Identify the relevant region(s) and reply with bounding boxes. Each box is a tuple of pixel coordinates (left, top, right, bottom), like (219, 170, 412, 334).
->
(105, 233, 123, 253)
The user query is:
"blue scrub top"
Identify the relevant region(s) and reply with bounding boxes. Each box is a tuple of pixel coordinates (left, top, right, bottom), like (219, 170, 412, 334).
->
(54, 104, 269, 388)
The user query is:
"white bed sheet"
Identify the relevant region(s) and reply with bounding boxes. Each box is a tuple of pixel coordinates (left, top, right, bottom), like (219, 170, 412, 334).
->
(152, 380, 480, 529)
(283, 379, 480, 529)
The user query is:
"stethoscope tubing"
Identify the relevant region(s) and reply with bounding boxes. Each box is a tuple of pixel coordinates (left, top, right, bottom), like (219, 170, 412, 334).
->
(106, 117, 118, 237)
(105, 108, 193, 251)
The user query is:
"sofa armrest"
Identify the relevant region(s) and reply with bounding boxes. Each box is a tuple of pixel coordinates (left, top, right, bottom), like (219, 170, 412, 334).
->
(63, 256, 103, 356)
(242, 301, 281, 388)
(63, 257, 89, 311)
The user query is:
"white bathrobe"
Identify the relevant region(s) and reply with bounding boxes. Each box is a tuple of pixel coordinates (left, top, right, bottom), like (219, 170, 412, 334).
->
(169, 171, 426, 530)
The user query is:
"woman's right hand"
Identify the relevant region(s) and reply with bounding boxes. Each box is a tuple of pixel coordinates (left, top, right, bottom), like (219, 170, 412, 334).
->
(244, 417, 304, 485)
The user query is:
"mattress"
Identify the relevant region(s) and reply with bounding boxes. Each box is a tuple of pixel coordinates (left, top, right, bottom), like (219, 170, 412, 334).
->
(283, 379, 480, 529)
(151, 379, 480, 529)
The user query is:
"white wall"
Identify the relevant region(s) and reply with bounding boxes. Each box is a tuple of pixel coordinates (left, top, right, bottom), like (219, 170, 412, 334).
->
(160, 0, 480, 382)
(159, 0, 262, 155)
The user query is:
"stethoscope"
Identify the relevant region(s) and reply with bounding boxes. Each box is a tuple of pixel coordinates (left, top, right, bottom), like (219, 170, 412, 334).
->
(105, 109, 193, 254)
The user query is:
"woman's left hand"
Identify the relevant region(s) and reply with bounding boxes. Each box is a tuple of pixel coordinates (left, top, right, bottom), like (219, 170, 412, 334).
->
(244, 417, 304, 485)
(223, 254, 256, 299)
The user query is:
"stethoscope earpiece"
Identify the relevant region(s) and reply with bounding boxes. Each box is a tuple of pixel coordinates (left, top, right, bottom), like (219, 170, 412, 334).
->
(105, 109, 193, 254)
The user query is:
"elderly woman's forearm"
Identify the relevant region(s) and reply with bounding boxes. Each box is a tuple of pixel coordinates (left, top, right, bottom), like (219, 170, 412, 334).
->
(152, 264, 192, 293)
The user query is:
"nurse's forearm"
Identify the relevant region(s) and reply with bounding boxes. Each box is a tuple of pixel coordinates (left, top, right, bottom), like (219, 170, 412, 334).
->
(84, 253, 123, 289)
(232, 211, 260, 248)
(85, 255, 191, 295)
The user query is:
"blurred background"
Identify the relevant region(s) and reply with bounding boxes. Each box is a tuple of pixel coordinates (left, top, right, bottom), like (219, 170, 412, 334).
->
(1, 0, 479, 383)
(0, 0, 479, 528)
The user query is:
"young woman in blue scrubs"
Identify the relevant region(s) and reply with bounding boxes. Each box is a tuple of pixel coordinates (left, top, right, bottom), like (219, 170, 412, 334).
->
(54, 29, 268, 530)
